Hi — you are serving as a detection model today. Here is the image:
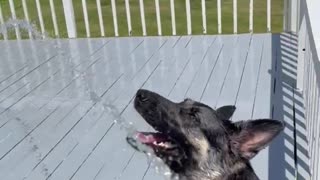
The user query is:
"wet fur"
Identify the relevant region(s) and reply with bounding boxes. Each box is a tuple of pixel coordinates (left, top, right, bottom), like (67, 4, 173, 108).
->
(128, 89, 284, 180)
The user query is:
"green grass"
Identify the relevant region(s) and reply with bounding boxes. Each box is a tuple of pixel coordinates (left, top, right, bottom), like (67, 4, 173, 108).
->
(0, 0, 283, 39)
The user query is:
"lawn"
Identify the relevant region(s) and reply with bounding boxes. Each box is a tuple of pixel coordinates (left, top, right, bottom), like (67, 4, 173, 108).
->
(0, 0, 283, 39)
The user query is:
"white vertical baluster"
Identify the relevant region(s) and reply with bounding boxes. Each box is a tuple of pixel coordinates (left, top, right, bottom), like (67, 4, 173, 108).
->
(201, 0, 207, 34)
(22, 0, 32, 39)
(139, 0, 147, 36)
(249, 0, 253, 32)
(170, 0, 176, 35)
(233, 0, 237, 33)
(111, 0, 119, 37)
(155, 0, 162, 36)
(49, 0, 59, 37)
(96, 0, 105, 36)
(8, 0, 21, 39)
(82, 0, 90, 37)
(217, 0, 222, 34)
(35, 0, 45, 36)
(62, 0, 77, 38)
(267, 0, 271, 32)
(125, 0, 132, 36)
(186, 0, 192, 35)
(0, 3, 8, 40)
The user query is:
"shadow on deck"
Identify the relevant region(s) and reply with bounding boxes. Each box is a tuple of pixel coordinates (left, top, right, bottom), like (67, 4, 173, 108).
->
(269, 33, 310, 180)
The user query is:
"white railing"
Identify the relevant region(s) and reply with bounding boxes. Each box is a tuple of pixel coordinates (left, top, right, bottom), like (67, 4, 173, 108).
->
(296, 0, 320, 179)
(0, 0, 277, 39)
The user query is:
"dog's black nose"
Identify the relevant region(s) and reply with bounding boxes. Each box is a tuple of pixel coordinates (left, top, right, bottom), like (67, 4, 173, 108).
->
(136, 89, 148, 102)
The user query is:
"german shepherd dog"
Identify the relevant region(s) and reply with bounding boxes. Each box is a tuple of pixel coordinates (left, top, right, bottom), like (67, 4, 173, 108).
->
(127, 89, 284, 180)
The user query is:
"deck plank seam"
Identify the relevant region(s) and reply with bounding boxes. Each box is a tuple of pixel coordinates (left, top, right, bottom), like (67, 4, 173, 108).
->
(184, 36, 193, 48)
(250, 37, 266, 118)
(234, 35, 253, 105)
(200, 44, 224, 101)
(0, 106, 60, 161)
(46, 143, 79, 180)
(0, 75, 52, 116)
(214, 54, 234, 109)
(129, 40, 168, 81)
(0, 64, 29, 84)
(0, 54, 58, 94)
(68, 121, 115, 180)
(184, 37, 218, 97)
(0, 82, 30, 104)
(129, 40, 144, 55)
(172, 36, 183, 48)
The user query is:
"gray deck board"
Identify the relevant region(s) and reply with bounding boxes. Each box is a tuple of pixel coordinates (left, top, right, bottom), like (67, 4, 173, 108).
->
(215, 34, 252, 108)
(0, 34, 308, 180)
(249, 34, 273, 180)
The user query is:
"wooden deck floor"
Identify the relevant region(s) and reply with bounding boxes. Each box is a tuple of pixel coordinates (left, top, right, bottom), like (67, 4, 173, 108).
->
(0, 34, 310, 180)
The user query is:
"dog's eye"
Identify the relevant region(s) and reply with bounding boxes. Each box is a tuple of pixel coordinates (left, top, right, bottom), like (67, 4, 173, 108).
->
(188, 108, 198, 121)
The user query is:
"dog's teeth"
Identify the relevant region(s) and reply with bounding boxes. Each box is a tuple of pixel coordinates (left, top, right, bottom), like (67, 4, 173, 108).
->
(153, 141, 158, 145)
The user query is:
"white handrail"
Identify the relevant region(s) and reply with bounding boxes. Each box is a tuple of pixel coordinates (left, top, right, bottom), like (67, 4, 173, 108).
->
(0, 0, 289, 39)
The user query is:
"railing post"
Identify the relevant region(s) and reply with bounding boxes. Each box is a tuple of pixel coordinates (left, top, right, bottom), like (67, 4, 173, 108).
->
(139, 0, 147, 36)
(22, 0, 33, 39)
(170, 0, 176, 36)
(217, 0, 222, 34)
(233, 0, 237, 34)
(62, 0, 77, 38)
(283, 0, 299, 33)
(0, 3, 8, 40)
(297, 16, 306, 90)
(8, 0, 21, 40)
(49, 0, 59, 37)
(186, 0, 192, 35)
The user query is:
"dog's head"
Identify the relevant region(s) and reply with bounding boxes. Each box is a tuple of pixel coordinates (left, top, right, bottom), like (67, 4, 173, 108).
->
(127, 89, 284, 179)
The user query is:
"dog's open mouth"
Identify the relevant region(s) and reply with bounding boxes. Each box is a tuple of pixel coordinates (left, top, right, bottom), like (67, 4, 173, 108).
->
(127, 132, 177, 152)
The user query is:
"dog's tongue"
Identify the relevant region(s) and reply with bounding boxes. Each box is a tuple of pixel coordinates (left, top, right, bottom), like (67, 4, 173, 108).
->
(136, 132, 167, 144)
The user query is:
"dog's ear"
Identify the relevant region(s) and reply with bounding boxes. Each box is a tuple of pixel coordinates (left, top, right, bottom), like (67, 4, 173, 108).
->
(231, 119, 284, 159)
(216, 105, 236, 119)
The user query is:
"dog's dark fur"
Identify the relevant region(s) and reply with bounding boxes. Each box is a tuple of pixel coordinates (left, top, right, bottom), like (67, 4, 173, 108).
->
(127, 89, 284, 180)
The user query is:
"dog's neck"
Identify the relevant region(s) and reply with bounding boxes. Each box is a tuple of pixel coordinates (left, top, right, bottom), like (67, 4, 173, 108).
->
(177, 159, 259, 180)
